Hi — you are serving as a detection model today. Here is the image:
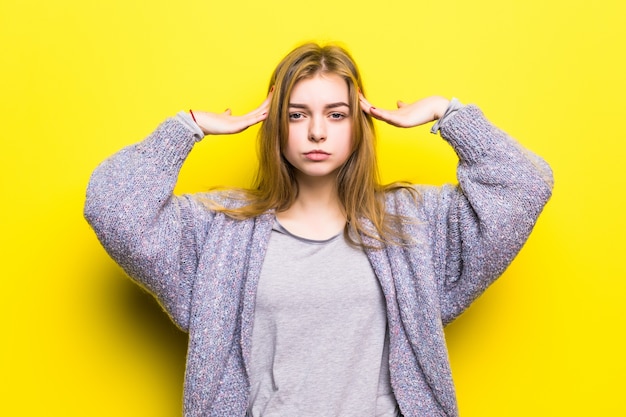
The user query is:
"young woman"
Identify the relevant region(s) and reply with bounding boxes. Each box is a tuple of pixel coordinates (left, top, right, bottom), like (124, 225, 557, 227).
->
(84, 43, 553, 417)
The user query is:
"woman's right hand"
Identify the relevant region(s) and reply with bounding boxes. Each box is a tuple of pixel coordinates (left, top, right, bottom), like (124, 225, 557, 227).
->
(193, 92, 273, 136)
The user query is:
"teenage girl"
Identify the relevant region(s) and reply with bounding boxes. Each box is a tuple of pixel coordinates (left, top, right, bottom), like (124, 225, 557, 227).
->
(85, 43, 553, 417)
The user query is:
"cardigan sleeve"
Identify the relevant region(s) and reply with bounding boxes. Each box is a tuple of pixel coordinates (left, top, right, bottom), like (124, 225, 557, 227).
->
(84, 118, 211, 332)
(427, 105, 553, 325)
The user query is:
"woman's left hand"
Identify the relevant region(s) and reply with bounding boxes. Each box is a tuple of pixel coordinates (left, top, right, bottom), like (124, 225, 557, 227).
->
(359, 94, 450, 128)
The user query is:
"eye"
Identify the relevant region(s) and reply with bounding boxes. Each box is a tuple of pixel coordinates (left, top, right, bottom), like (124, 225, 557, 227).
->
(289, 112, 304, 121)
(329, 112, 346, 120)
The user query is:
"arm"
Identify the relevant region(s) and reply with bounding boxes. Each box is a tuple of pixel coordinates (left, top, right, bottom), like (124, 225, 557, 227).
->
(435, 105, 552, 324)
(84, 97, 271, 331)
(362, 96, 554, 324)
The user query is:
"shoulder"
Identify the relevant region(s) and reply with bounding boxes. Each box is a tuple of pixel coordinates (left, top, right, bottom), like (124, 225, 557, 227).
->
(182, 189, 275, 228)
(184, 189, 253, 212)
(382, 184, 450, 209)
(382, 184, 461, 225)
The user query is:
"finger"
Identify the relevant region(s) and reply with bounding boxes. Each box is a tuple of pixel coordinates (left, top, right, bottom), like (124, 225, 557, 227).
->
(368, 106, 407, 127)
(254, 91, 273, 114)
(359, 94, 376, 115)
(234, 108, 269, 131)
(259, 95, 271, 113)
(369, 107, 399, 125)
(359, 94, 395, 123)
(244, 99, 270, 120)
(250, 110, 269, 125)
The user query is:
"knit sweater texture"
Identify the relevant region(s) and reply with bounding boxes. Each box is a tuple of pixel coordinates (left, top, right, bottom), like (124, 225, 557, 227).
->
(84, 105, 553, 416)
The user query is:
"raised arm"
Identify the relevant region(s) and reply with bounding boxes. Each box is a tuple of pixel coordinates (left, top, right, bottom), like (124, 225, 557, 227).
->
(84, 97, 270, 331)
(362, 95, 553, 324)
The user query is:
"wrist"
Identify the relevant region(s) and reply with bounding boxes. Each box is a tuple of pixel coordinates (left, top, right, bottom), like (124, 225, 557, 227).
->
(431, 96, 451, 120)
(176, 110, 205, 140)
(190, 109, 209, 135)
(190, 110, 215, 136)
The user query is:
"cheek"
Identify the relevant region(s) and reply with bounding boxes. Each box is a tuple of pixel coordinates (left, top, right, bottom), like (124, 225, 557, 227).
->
(334, 123, 353, 148)
(287, 123, 307, 144)
(284, 125, 303, 158)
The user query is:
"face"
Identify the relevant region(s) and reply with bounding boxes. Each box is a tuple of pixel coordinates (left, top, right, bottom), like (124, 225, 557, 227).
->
(283, 73, 353, 184)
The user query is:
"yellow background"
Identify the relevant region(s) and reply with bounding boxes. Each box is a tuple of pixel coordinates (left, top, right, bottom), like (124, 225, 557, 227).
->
(1, 0, 624, 415)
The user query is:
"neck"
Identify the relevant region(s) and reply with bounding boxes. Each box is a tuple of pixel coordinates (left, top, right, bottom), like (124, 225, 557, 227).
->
(295, 174, 342, 211)
(276, 174, 346, 240)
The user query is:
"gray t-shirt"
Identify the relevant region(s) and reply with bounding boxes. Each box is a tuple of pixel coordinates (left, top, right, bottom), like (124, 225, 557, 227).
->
(247, 219, 400, 417)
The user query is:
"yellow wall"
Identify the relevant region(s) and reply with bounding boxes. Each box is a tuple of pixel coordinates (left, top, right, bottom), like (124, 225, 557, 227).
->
(1, 0, 624, 415)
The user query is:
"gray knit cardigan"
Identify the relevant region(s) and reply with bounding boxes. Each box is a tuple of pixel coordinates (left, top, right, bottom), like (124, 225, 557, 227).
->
(84, 105, 553, 416)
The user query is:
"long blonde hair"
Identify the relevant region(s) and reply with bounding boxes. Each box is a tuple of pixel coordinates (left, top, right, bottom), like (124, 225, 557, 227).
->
(214, 42, 416, 246)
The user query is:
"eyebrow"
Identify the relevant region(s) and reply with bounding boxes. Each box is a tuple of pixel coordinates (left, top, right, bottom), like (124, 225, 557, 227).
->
(288, 102, 351, 110)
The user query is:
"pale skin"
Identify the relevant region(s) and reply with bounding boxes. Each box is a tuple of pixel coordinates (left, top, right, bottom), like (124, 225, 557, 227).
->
(192, 77, 450, 240)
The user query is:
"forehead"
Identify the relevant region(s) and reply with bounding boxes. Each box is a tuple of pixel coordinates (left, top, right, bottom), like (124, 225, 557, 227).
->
(289, 73, 349, 104)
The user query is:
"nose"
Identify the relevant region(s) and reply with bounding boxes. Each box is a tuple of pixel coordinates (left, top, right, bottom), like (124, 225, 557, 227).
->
(308, 117, 326, 143)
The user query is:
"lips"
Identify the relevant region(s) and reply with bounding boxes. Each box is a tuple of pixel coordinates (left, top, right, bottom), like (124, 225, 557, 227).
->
(304, 150, 330, 161)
